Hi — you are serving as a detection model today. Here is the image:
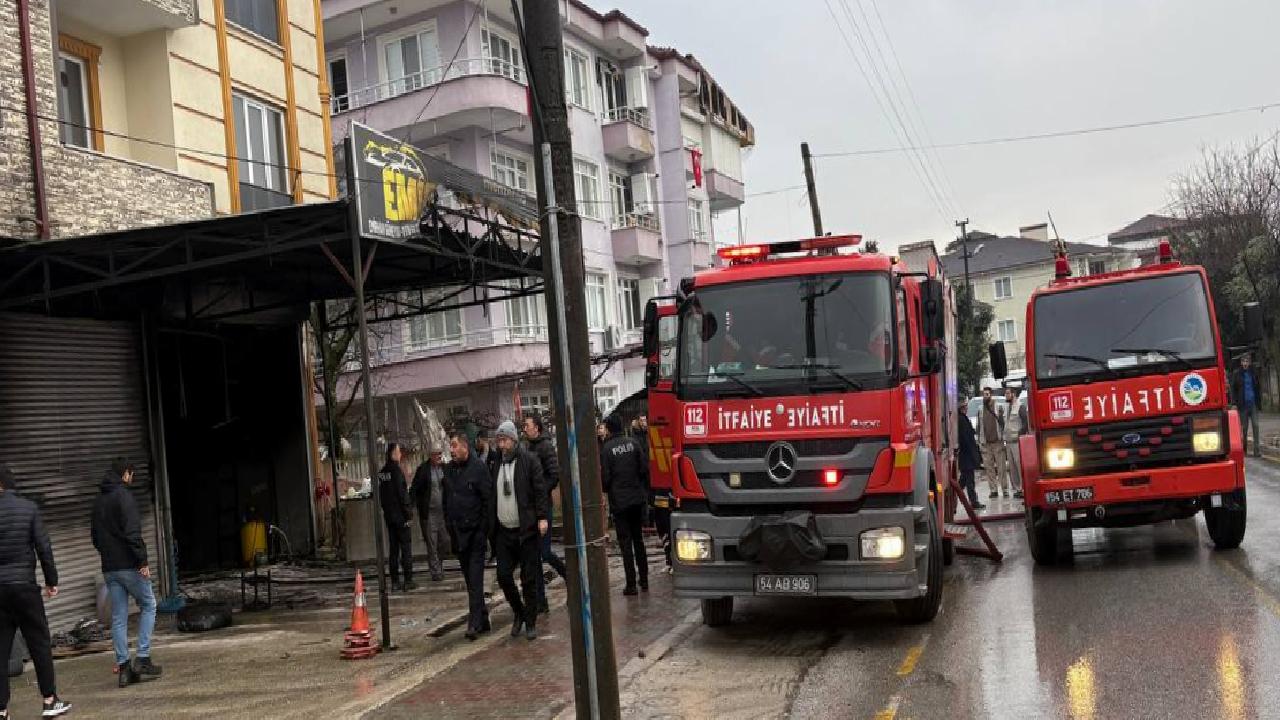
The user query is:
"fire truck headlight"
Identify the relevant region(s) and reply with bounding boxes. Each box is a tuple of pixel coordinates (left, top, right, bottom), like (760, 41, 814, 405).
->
(860, 527, 905, 560)
(1044, 434, 1075, 470)
(1192, 415, 1223, 454)
(675, 530, 713, 562)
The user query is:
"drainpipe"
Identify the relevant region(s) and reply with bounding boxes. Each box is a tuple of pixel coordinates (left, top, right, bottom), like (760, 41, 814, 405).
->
(17, 0, 50, 239)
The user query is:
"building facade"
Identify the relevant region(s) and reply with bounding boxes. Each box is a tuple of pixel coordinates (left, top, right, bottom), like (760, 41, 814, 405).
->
(321, 0, 752, 434)
(1, 0, 336, 241)
(1108, 213, 1185, 267)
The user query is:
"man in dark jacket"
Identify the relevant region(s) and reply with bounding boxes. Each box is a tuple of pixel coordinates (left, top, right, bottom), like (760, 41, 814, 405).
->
(379, 444, 415, 592)
(1232, 354, 1263, 457)
(523, 415, 567, 614)
(443, 432, 494, 640)
(0, 464, 71, 717)
(410, 448, 450, 582)
(91, 458, 161, 688)
(601, 416, 650, 595)
(957, 410, 985, 510)
(490, 421, 547, 640)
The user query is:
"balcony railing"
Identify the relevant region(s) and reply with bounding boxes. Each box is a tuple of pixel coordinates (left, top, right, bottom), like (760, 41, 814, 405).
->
(611, 211, 660, 233)
(603, 106, 652, 131)
(332, 58, 527, 114)
(239, 183, 293, 212)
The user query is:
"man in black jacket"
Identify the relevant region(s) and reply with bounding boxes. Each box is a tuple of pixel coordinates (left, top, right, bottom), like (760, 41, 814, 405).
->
(379, 444, 416, 592)
(0, 464, 71, 717)
(601, 416, 650, 596)
(957, 411, 985, 510)
(92, 458, 162, 689)
(491, 421, 547, 640)
(409, 448, 450, 582)
(443, 432, 494, 640)
(523, 415, 567, 614)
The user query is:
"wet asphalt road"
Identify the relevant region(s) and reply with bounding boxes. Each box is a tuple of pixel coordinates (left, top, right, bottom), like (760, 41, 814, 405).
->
(620, 457, 1280, 720)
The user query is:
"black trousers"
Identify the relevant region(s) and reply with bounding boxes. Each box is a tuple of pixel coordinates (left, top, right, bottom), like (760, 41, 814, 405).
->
(614, 505, 648, 588)
(0, 583, 56, 707)
(537, 503, 569, 607)
(960, 467, 980, 506)
(494, 527, 539, 626)
(386, 522, 413, 583)
(653, 502, 672, 566)
(455, 528, 489, 631)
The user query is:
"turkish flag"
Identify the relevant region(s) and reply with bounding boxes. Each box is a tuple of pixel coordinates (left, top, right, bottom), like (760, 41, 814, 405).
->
(691, 149, 703, 188)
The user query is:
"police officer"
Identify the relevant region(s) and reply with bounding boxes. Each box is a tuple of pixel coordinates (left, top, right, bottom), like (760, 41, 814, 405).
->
(601, 416, 650, 596)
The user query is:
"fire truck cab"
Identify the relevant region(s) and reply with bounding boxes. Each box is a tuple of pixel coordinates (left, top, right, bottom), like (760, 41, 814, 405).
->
(642, 235, 956, 627)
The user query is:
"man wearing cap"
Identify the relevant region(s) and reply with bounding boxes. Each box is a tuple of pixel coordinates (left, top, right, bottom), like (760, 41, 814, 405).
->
(411, 447, 451, 582)
(490, 421, 547, 641)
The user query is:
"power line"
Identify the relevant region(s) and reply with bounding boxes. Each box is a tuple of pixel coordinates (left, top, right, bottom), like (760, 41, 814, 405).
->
(814, 100, 1280, 158)
(405, 2, 485, 144)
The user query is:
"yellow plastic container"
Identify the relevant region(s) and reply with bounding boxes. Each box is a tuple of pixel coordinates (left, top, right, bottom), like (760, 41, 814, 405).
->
(241, 521, 267, 567)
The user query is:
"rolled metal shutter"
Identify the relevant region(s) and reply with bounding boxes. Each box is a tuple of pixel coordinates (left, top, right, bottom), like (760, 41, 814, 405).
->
(0, 313, 157, 632)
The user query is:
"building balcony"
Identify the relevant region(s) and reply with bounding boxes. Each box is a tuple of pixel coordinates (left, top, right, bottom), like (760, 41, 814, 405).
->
(611, 213, 663, 265)
(602, 108, 655, 163)
(330, 58, 529, 140)
(239, 183, 294, 212)
(706, 169, 745, 211)
(58, 0, 197, 34)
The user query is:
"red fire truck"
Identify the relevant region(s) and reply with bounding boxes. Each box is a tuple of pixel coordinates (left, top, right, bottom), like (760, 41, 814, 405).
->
(993, 240, 1262, 564)
(642, 235, 956, 626)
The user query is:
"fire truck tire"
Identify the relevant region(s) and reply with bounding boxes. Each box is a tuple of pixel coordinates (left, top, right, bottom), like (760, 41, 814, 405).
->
(1205, 489, 1247, 550)
(701, 596, 734, 627)
(895, 503, 942, 624)
(1027, 509, 1073, 566)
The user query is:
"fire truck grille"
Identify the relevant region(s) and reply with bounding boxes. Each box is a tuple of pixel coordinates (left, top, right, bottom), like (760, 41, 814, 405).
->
(700, 438, 862, 460)
(1056, 412, 1214, 475)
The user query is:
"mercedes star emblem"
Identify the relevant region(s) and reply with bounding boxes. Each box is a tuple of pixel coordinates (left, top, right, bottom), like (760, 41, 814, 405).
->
(765, 441, 799, 485)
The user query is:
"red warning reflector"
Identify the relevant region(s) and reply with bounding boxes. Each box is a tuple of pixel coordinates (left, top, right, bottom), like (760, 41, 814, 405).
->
(822, 469, 840, 486)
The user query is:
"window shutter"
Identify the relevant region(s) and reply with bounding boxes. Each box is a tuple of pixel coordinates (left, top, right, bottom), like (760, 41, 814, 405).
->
(625, 66, 648, 109)
(631, 173, 655, 214)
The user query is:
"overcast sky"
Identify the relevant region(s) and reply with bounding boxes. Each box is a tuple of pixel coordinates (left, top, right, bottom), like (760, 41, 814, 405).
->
(620, 0, 1280, 252)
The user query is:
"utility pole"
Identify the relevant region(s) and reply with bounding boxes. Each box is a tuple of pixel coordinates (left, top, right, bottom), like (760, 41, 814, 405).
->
(518, 2, 620, 718)
(801, 142, 823, 236)
(955, 218, 971, 287)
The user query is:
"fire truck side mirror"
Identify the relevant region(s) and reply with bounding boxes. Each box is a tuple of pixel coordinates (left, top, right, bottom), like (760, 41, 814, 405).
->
(642, 301, 659, 357)
(922, 279, 946, 342)
(1244, 302, 1264, 345)
(989, 343, 1009, 380)
(645, 363, 659, 389)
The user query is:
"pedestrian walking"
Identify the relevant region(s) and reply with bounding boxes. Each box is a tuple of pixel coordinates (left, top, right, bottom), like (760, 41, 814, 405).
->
(474, 433, 499, 565)
(379, 444, 415, 592)
(1232, 354, 1263, 457)
(522, 415, 568, 615)
(443, 432, 493, 640)
(979, 388, 1010, 499)
(490, 421, 547, 641)
(0, 464, 71, 718)
(91, 458, 161, 689)
(956, 411, 986, 510)
(601, 416, 650, 596)
(1000, 387, 1028, 499)
(410, 448, 450, 582)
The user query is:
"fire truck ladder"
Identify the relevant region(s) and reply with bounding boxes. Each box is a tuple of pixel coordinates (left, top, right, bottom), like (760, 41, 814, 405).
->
(943, 478, 1008, 563)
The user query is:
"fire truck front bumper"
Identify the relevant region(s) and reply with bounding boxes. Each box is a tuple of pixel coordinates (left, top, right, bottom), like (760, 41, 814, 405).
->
(670, 508, 931, 601)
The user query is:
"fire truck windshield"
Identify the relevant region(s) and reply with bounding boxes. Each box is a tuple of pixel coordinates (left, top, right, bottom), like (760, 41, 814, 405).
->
(1033, 270, 1217, 386)
(678, 272, 894, 399)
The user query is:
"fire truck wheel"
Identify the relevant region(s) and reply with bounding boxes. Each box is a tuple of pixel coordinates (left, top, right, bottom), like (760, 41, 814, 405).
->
(895, 503, 942, 624)
(1027, 509, 1072, 566)
(701, 596, 734, 627)
(1205, 489, 1247, 550)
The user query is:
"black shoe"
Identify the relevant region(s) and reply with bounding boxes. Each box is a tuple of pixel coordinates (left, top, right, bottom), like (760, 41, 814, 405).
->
(478, 618, 492, 634)
(988, 492, 998, 499)
(431, 573, 444, 582)
(639, 580, 649, 592)
(134, 656, 163, 678)
(42, 696, 72, 718)
(1013, 491, 1024, 499)
(510, 618, 525, 638)
(538, 599, 550, 615)
(525, 622, 537, 641)
(623, 586, 638, 596)
(974, 503, 987, 510)
(391, 581, 404, 593)
(464, 628, 478, 641)
(118, 662, 139, 688)
(404, 580, 418, 591)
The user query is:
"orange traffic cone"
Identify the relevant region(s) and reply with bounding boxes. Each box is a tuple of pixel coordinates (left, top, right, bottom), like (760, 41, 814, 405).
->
(340, 570, 380, 660)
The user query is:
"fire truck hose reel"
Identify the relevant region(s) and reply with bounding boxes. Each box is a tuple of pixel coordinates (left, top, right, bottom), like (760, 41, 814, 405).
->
(737, 511, 827, 571)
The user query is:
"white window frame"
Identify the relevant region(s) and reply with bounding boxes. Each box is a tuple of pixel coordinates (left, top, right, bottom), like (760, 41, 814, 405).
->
(993, 276, 1013, 301)
(997, 319, 1017, 343)
(563, 45, 592, 111)
(505, 281, 546, 339)
(594, 385, 619, 415)
(585, 272, 608, 330)
(617, 277, 641, 331)
(490, 147, 533, 193)
(405, 289, 465, 350)
(57, 52, 92, 149)
(1087, 258, 1108, 275)
(481, 26, 524, 82)
(520, 390, 552, 419)
(328, 51, 349, 113)
(234, 93, 287, 193)
(574, 158, 602, 221)
(379, 20, 441, 97)
(608, 170, 631, 224)
(688, 198, 707, 241)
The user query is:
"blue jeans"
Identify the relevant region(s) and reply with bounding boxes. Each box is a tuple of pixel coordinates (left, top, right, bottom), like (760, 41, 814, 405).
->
(104, 570, 156, 667)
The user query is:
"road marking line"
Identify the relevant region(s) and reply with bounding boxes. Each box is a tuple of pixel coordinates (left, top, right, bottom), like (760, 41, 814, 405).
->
(895, 633, 930, 677)
(874, 695, 901, 720)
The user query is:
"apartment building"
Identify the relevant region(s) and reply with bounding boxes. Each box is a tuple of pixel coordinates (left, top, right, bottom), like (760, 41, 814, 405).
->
(322, 0, 753, 430)
(1, 0, 336, 241)
(942, 224, 1134, 373)
(1108, 213, 1185, 267)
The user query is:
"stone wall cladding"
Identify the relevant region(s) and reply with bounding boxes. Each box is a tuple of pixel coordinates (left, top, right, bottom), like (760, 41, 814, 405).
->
(147, 0, 198, 24)
(0, 0, 38, 239)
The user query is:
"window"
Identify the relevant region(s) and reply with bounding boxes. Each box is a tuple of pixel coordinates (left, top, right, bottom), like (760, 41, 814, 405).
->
(574, 159, 601, 221)
(491, 148, 531, 193)
(896, 287, 911, 369)
(609, 170, 631, 223)
(56, 35, 102, 151)
(563, 47, 591, 110)
(329, 56, 349, 113)
(225, 0, 279, 43)
(688, 198, 706, 241)
(233, 94, 289, 209)
(406, 290, 464, 349)
(506, 283, 546, 339)
(482, 28, 523, 81)
(594, 386, 619, 415)
(520, 391, 552, 419)
(597, 58, 625, 114)
(997, 319, 1017, 343)
(618, 278, 641, 331)
(1087, 259, 1108, 275)
(993, 276, 1012, 301)
(586, 273, 608, 330)
(384, 24, 440, 96)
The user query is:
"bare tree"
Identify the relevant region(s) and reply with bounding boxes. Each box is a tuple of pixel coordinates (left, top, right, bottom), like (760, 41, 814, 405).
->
(309, 300, 392, 457)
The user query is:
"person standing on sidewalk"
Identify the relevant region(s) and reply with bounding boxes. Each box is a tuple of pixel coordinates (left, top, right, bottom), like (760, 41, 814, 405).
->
(490, 421, 547, 641)
(1232, 354, 1263, 457)
(91, 458, 161, 689)
(0, 464, 71, 718)
(442, 432, 493, 641)
(379, 444, 416, 592)
(956, 411, 986, 511)
(601, 416, 650, 596)
(979, 388, 1009, 499)
(410, 448, 450, 582)
(1000, 387, 1028, 500)
(522, 415, 567, 615)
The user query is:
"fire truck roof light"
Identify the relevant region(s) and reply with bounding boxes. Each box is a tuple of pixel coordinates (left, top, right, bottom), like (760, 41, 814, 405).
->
(1158, 238, 1174, 263)
(719, 235, 864, 263)
(717, 244, 770, 263)
(800, 234, 862, 251)
(1054, 253, 1072, 280)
